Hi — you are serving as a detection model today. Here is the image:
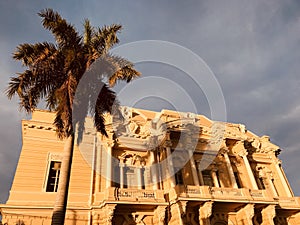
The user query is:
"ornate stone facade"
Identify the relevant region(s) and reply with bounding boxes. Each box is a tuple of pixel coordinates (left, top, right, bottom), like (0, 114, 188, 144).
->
(1, 108, 300, 224)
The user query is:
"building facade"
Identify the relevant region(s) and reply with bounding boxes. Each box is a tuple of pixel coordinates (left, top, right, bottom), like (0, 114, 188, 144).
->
(1, 108, 300, 225)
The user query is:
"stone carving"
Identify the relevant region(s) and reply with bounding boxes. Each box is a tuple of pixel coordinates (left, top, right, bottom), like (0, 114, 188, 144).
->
(238, 124, 246, 133)
(248, 136, 280, 155)
(261, 205, 276, 225)
(119, 152, 146, 166)
(116, 106, 151, 137)
(199, 201, 213, 225)
(236, 204, 254, 225)
(155, 206, 166, 225)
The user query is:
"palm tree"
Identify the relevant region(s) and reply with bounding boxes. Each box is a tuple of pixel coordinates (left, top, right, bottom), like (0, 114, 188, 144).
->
(6, 8, 140, 225)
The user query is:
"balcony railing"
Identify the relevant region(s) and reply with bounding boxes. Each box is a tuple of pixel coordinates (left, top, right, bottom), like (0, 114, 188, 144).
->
(278, 197, 300, 209)
(114, 188, 166, 202)
(211, 187, 244, 198)
(93, 187, 165, 204)
(116, 188, 156, 200)
(169, 185, 275, 202)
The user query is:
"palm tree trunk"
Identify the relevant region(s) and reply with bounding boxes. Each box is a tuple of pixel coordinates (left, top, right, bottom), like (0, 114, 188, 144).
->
(51, 134, 74, 225)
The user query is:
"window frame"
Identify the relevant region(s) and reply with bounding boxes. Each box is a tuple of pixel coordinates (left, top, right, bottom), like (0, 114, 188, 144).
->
(43, 153, 62, 192)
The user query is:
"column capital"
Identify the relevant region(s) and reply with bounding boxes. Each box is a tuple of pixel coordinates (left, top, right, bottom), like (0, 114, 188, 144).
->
(237, 148, 248, 157)
(219, 147, 229, 155)
(106, 140, 115, 148)
(232, 140, 247, 155)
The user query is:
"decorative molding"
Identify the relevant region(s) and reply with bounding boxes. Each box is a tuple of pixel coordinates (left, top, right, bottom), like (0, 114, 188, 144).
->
(48, 152, 63, 161)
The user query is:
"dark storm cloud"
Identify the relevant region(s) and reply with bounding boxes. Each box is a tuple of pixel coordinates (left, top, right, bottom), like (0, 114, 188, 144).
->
(1, 0, 300, 202)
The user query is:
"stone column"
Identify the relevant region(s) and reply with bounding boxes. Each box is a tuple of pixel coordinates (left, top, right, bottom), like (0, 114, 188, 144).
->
(106, 142, 114, 189)
(239, 149, 258, 190)
(264, 171, 278, 197)
(275, 159, 293, 197)
(119, 162, 124, 188)
(150, 150, 159, 190)
(196, 161, 204, 185)
(165, 139, 176, 188)
(137, 167, 142, 189)
(257, 167, 278, 197)
(199, 201, 213, 225)
(188, 149, 200, 186)
(211, 169, 220, 188)
(221, 149, 238, 188)
(261, 205, 276, 225)
(269, 178, 279, 197)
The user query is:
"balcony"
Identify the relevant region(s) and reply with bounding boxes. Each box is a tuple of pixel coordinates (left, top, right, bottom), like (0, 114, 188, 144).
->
(211, 187, 248, 201)
(115, 188, 165, 202)
(169, 185, 273, 203)
(171, 185, 211, 200)
(93, 187, 165, 204)
(278, 197, 300, 209)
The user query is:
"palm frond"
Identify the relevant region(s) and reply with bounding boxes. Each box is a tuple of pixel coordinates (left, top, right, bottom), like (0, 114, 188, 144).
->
(92, 24, 122, 55)
(38, 8, 82, 49)
(8, 8, 140, 139)
(93, 83, 118, 136)
(100, 54, 141, 86)
(13, 42, 57, 66)
(83, 19, 93, 46)
(6, 70, 33, 99)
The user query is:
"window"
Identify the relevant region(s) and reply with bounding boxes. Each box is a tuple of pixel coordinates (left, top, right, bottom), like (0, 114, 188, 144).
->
(113, 164, 120, 188)
(202, 170, 214, 187)
(174, 168, 184, 185)
(46, 161, 61, 192)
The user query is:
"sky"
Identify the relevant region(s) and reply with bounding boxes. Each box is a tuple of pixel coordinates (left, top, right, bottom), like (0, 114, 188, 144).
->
(1, 0, 300, 203)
